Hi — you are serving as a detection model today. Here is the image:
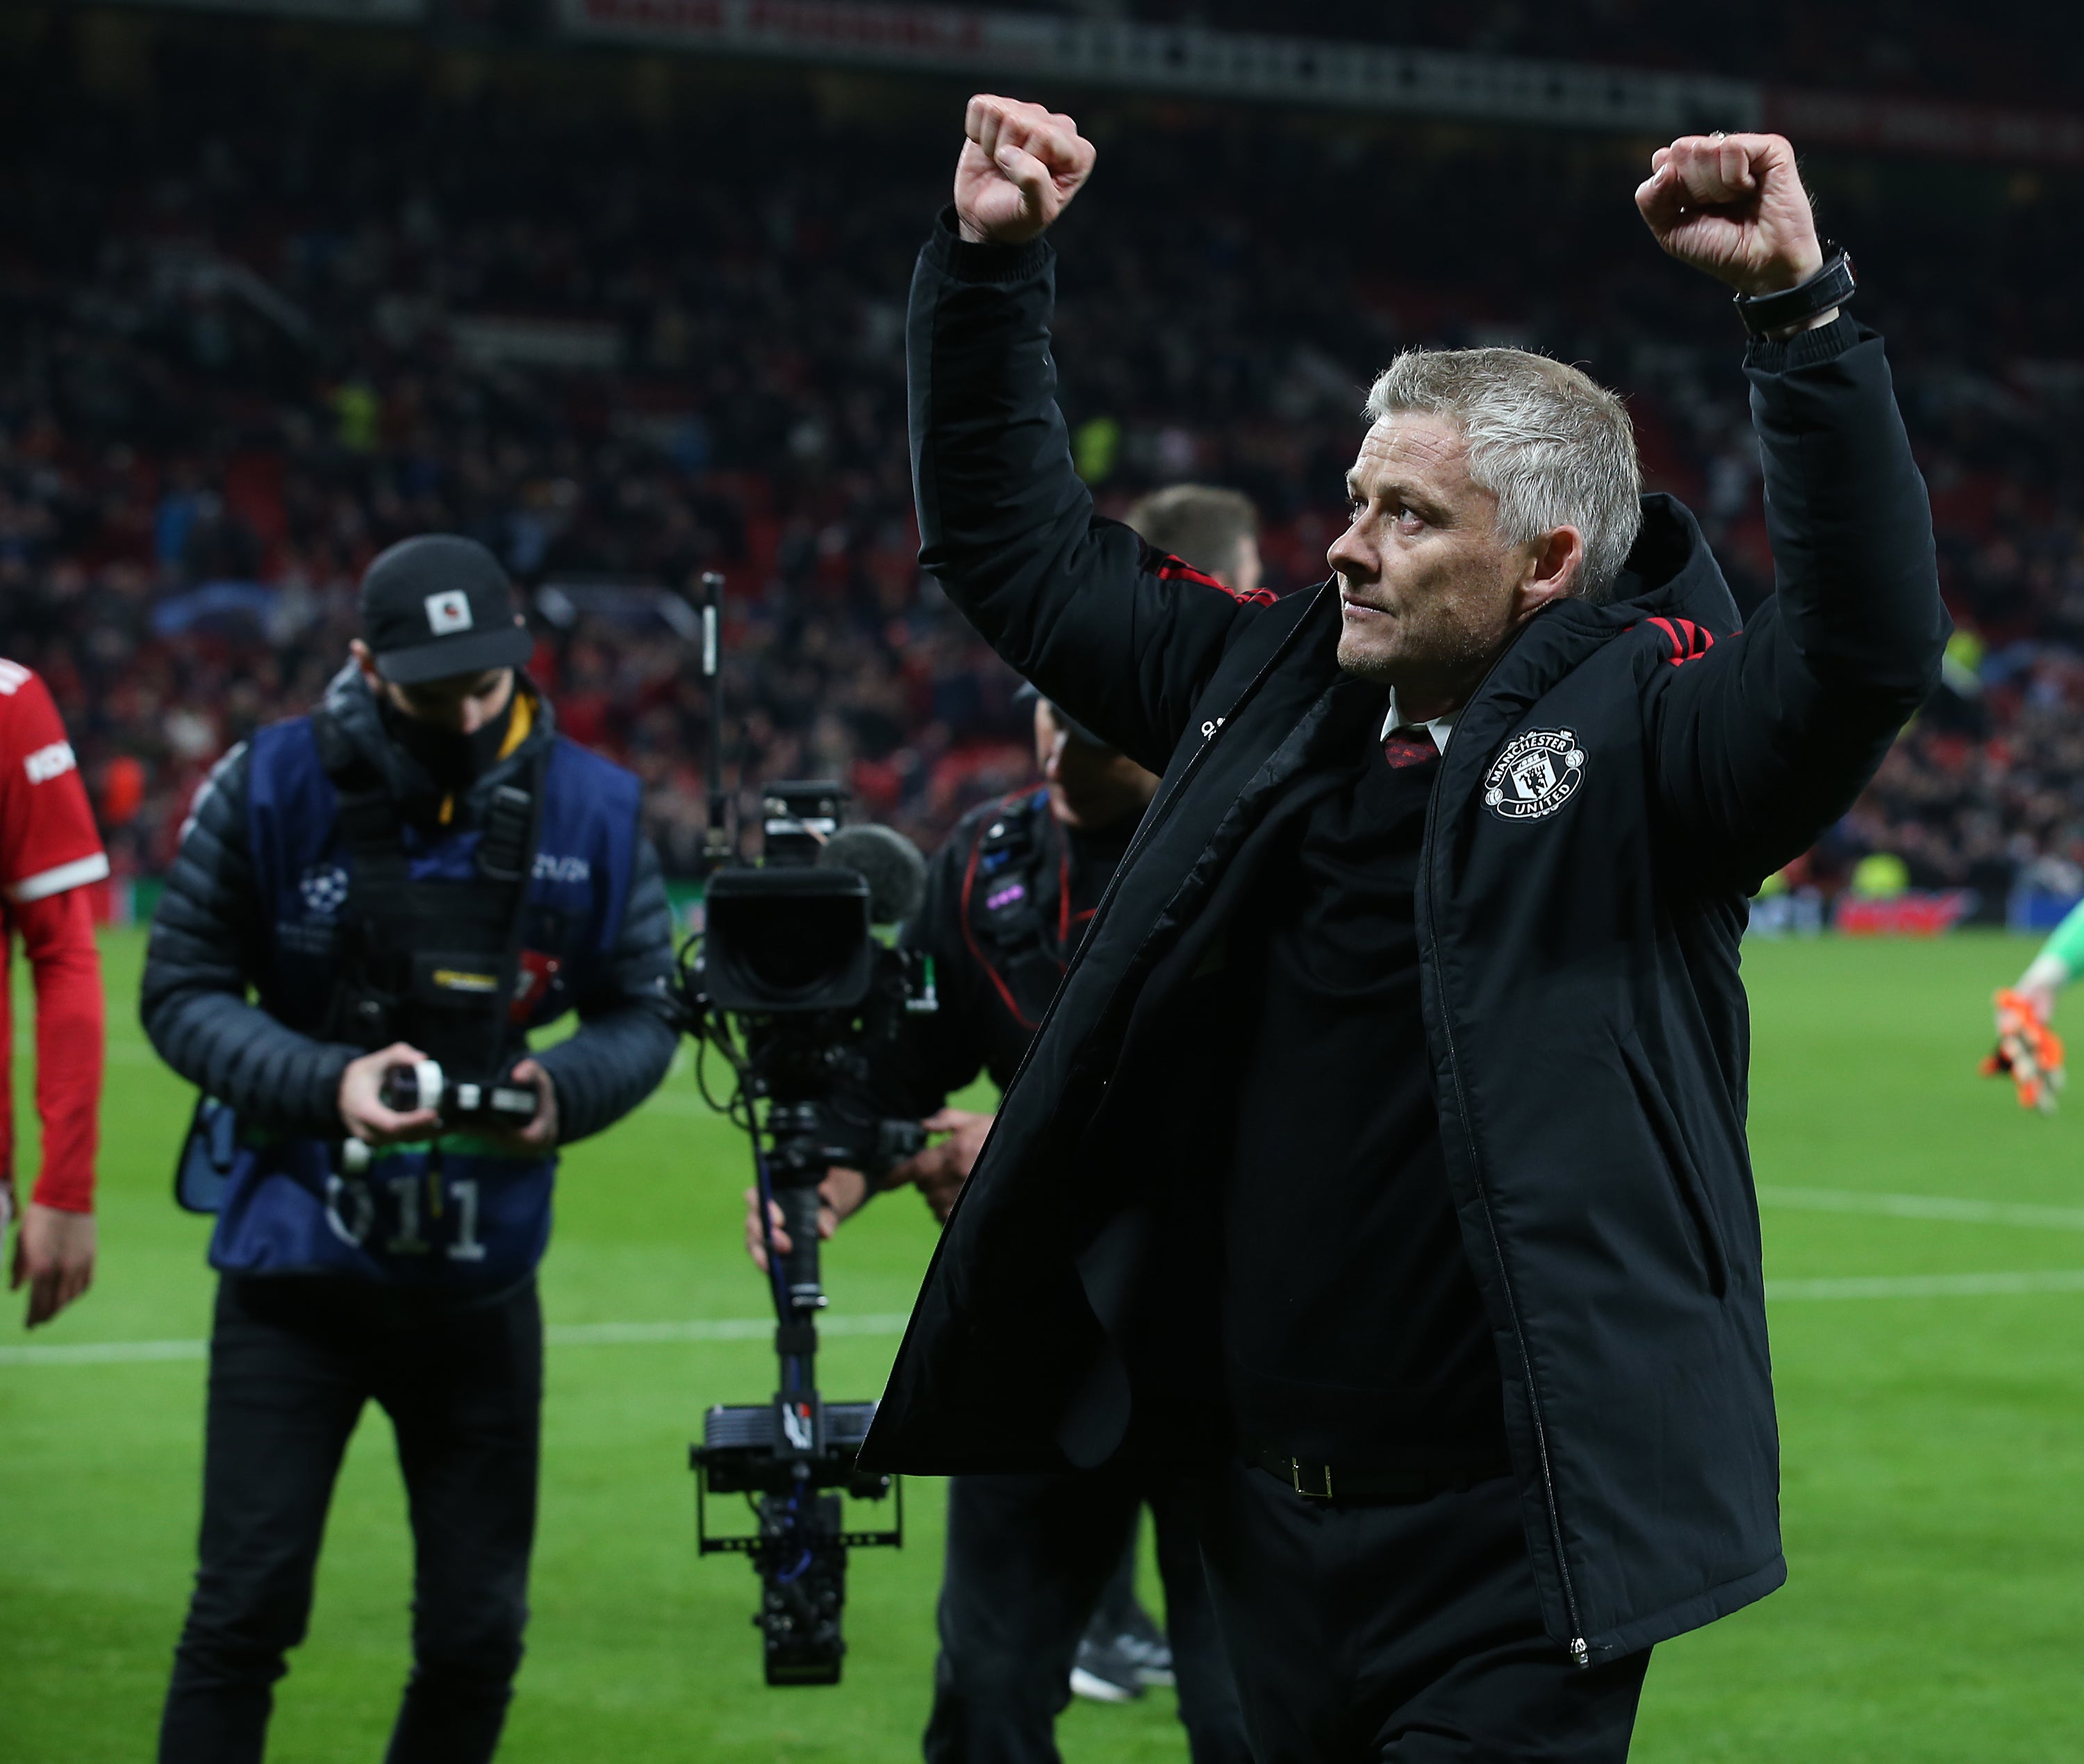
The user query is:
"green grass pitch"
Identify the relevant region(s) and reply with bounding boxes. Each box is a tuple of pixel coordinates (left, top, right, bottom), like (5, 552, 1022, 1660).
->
(4, 927, 2084, 1761)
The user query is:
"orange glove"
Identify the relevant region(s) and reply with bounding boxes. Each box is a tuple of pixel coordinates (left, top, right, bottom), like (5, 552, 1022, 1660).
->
(1984, 988, 2065, 1115)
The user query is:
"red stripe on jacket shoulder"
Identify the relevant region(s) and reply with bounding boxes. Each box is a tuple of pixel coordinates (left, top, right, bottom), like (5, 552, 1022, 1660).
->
(1643, 615, 1717, 666)
(1149, 551, 1279, 607)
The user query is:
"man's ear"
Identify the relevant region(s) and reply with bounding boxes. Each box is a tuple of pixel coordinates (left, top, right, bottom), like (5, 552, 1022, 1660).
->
(1514, 526, 1585, 621)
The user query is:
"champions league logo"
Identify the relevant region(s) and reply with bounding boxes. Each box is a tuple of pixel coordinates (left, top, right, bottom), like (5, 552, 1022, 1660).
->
(1483, 729, 1586, 822)
(299, 863, 350, 915)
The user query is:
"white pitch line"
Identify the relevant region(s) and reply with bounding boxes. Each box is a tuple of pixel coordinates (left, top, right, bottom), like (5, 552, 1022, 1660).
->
(1757, 1185, 2084, 1232)
(1767, 1270, 2084, 1300)
(0, 1337, 207, 1365)
(0, 1313, 913, 1367)
(15, 1267, 2084, 1366)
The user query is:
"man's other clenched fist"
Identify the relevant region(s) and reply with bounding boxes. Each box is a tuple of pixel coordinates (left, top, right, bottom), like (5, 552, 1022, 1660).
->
(1635, 133, 1825, 301)
(955, 95, 1096, 246)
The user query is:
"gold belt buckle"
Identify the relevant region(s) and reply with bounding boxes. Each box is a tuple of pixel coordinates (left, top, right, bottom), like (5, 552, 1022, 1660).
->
(1290, 1457, 1333, 1500)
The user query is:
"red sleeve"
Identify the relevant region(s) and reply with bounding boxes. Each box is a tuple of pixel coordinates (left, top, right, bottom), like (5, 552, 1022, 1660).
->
(0, 663, 108, 905)
(17, 886, 102, 1212)
(0, 665, 110, 1212)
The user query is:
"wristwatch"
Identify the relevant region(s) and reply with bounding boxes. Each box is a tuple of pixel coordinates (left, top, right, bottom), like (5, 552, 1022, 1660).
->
(1732, 243, 1855, 338)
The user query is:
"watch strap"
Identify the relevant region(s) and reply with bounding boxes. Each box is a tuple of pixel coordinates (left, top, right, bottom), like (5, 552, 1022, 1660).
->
(1733, 244, 1855, 338)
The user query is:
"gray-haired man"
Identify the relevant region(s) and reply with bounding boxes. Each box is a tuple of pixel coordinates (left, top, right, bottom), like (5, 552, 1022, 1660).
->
(864, 99, 1946, 1761)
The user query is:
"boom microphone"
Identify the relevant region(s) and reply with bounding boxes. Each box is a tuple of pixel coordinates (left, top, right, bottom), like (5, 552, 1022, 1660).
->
(819, 822, 927, 926)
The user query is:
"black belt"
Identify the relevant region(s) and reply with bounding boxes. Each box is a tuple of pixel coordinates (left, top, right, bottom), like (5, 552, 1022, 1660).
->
(1248, 1445, 1512, 1502)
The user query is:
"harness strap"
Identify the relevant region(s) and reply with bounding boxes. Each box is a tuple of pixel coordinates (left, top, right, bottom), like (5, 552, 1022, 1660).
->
(961, 792, 1072, 1032)
(477, 783, 536, 884)
(315, 706, 415, 933)
(477, 767, 547, 1075)
(313, 705, 548, 1063)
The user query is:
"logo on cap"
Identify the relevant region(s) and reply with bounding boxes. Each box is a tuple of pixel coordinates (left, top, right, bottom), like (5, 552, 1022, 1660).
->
(425, 590, 474, 635)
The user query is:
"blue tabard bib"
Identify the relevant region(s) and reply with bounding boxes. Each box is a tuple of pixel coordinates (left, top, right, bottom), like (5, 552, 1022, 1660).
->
(208, 715, 643, 1292)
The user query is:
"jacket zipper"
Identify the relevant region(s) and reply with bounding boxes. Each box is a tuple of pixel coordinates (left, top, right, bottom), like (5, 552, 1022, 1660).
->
(1423, 922, 1589, 1666)
(1418, 619, 1591, 1667)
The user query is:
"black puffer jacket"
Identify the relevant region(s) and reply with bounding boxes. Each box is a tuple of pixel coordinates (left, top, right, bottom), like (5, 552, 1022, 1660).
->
(861, 217, 1947, 1665)
(142, 665, 679, 1145)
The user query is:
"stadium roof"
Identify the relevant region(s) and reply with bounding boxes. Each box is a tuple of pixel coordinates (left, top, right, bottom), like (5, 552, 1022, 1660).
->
(66, 0, 2084, 168)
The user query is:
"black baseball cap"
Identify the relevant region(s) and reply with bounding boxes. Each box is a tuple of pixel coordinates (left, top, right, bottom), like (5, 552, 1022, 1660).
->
(359, 535, 534, 685)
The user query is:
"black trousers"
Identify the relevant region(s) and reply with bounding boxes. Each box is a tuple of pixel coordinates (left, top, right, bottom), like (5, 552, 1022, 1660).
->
(159, 1274, 543, 1764)
(926, 1465, 1252, 1764)
(1196, 1461, 1651, 1764)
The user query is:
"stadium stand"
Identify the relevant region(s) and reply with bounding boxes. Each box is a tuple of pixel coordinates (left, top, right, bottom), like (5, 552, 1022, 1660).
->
(1, 8, 2080, 907)
(1009, 0, 2075, 111)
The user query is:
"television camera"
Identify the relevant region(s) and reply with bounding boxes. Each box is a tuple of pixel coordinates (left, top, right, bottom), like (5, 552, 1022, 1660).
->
(674, 573, 935, 1685)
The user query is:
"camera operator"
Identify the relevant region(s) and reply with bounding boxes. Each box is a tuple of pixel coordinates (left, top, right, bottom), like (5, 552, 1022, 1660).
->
(144, 535, 678, 1764)
(747, 572, 1254, 1757)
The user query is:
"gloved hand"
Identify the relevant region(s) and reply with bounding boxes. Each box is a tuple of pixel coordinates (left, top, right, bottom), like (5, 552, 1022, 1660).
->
(1984, 988, 2066, 1115)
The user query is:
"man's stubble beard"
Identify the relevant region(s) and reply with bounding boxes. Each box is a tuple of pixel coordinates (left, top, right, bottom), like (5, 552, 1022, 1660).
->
(1334, 611, 1499, 699)
(1334, 629, 1398, 682)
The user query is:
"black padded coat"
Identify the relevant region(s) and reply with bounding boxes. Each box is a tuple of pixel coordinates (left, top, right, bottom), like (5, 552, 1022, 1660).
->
(860, 215, 1949, 1667)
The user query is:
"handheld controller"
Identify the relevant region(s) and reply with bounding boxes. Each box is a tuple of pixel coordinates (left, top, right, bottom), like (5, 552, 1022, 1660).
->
(379, 1058, 540, 1130)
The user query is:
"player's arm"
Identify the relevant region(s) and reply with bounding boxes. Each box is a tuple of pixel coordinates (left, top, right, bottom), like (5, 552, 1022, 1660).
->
(10, 888, 103, 1326)
(1632, 135, 1949, 886)
(0, 670, 110, 1326)
(2012, 898, 2084, 1022)
(911, 96, 1272, 778)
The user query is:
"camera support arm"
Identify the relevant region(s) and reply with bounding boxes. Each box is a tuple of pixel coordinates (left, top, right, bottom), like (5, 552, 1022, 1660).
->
(699, 569, 734, 869)
(756, 1097, 838, 1449)
(693, 1041, 905, 1686)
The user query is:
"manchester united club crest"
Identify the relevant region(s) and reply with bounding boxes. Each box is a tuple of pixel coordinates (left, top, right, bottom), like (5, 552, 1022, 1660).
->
(1483, 729, 1586, 821)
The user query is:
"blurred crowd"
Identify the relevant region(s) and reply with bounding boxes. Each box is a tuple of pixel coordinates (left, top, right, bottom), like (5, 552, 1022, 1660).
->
(2, 16, 2081, 904)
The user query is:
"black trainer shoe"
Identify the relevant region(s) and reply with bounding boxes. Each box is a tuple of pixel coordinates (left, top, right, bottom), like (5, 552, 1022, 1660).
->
(1069, 1631, 1147, 1703)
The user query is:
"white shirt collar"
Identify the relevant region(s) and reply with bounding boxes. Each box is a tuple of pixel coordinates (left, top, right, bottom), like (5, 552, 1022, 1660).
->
(1381, 691, 1457, 754)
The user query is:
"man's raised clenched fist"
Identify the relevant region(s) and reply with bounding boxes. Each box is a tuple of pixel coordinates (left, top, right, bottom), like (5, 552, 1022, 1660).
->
(1636, 133, 1826, 301)
(955, 95, 1096, 246)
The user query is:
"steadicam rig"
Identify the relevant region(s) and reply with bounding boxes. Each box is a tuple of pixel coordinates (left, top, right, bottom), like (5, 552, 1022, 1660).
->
(674, 572, 934, 1685)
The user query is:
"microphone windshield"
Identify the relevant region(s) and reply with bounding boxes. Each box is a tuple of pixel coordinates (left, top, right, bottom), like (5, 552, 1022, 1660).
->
(820, 822, 927, 926)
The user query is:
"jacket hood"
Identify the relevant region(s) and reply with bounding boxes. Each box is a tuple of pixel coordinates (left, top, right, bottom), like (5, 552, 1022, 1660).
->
(1428, 490, 1744, 734)
(1603, 492, 1744, 637)
(320, 660, 556, 819)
